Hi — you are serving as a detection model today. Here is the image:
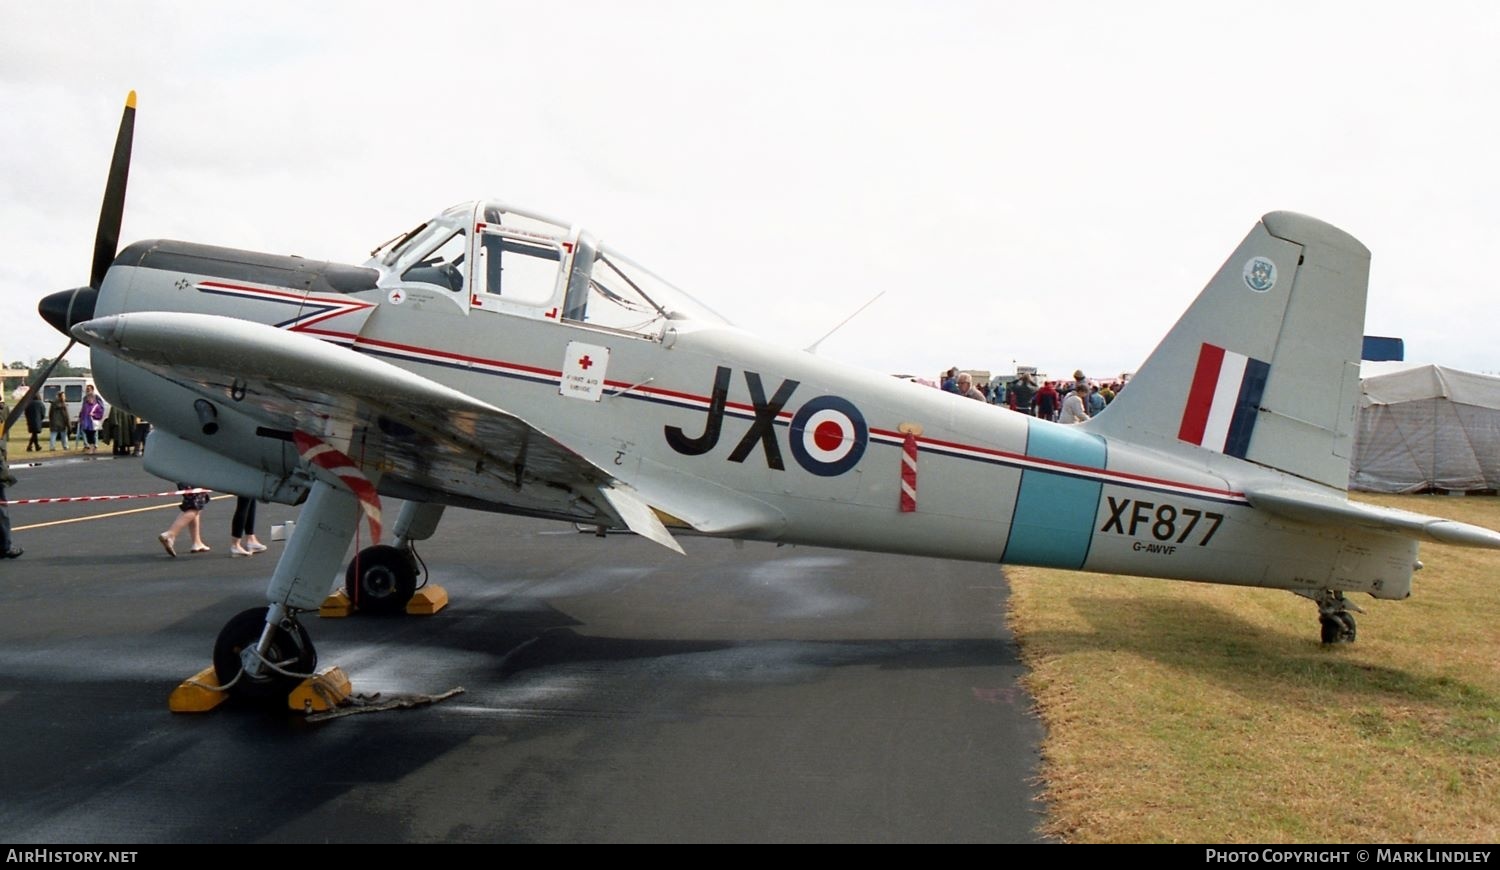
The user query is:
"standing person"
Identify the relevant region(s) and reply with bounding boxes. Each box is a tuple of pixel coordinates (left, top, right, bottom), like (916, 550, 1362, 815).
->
(1060, 384, 1091, 424)
(159, 485, 211, 556)
(940, 367, 960, 394)
(1009, 373, 1037, 415)
(1034, 381, 1061, 421)
(133, 418, 150, 456)
(78, 385, 105, 454)
(106, 405, 138, 456)
(24, 394, 45, 452)
(47, 394, 71, 451)
(0, 405, 20, 559)
(955, 372, 986, 401)
(1087, 385, 1106, 417)
(229, 496, 268, 557)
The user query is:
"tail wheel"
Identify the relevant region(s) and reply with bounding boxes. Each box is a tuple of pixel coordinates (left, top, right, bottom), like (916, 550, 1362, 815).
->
(212, 607, 316, 703)
(345, 545, 418, 615)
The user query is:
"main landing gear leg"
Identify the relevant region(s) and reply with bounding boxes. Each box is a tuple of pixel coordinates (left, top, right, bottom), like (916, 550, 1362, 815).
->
(344, 502, 445, 615)
(1307, 589, 1363, 645)
(214, 481, 359, 701)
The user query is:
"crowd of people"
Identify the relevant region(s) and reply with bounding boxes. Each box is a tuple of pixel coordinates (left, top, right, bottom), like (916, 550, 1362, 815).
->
(14, 386, 150, 455)
(0, 391, 265, 563)
(936, 366, 1124, 423)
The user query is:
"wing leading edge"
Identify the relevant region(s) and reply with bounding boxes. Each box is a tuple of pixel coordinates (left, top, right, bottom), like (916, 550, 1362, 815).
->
(74, 312, 701, 549)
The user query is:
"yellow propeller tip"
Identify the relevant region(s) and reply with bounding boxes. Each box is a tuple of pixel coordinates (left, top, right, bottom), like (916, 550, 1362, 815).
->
(126, 90, 137, 109)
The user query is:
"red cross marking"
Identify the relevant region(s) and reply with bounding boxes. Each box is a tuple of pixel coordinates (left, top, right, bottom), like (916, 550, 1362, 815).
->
(579, 355, 593, 370)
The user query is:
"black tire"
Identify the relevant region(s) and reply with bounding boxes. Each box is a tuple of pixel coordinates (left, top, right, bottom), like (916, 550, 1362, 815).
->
(345, 545, 418, 615)
(1319, 614, 1343, 645)
(1336, 612, 1357, 643)
(212, 607, 317, 703)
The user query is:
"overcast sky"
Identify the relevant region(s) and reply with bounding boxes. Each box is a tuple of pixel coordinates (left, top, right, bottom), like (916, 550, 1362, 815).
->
(3, 1, 1497, 381)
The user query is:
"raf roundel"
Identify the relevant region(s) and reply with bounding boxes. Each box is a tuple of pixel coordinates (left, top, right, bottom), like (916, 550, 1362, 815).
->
(789, 396, 868, 477)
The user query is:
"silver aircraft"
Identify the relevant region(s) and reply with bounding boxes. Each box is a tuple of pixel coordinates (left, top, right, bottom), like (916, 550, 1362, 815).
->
(24, 94, 1500, 702)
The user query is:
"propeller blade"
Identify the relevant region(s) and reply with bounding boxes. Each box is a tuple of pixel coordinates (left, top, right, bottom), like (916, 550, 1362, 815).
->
(89, 90, 136, 290)
(1, 341, 76, 437)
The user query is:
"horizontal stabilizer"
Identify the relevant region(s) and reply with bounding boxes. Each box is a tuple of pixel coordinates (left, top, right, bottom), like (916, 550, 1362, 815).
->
(1248, 486, 1500, 549)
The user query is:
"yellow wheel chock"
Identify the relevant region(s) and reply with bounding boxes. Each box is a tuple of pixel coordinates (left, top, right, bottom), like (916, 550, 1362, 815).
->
(168, 666, 231, 713)
(319, 585, 448, 617)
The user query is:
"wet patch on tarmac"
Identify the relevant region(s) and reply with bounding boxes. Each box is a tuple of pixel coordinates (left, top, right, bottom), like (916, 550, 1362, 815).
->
(0, 460, 1050, 842)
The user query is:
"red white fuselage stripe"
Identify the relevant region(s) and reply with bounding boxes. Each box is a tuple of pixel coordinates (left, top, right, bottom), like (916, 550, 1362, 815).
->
(293, 432, 383, 542)
(239, 295, 1244, 504)
(869, 427, 1246, 502)
(196, 280, 375, 343)
(350, 337, 1242, 502)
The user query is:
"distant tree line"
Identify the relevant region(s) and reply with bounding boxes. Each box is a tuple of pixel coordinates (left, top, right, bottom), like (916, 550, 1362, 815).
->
(2, 357, 92, 395)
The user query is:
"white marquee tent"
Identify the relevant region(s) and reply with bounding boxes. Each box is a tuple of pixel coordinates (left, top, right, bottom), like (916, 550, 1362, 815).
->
(1350, 362, 1500, 493)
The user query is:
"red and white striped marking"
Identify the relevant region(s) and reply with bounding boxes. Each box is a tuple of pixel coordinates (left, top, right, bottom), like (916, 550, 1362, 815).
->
(899, 432, 918, 513)
(1, 488, 209, 507)
(293, 432, 382, 542)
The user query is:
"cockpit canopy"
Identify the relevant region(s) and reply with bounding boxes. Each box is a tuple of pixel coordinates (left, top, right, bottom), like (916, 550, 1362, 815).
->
(366, 201, 725, 338)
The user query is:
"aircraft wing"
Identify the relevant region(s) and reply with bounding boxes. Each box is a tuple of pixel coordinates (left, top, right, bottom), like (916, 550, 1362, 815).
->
(1246, 485, 1500, 549)
(74, 311, 687, 552)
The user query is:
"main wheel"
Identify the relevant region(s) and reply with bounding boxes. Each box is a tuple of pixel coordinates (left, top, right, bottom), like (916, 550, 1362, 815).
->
(212, 607, 316, 703)
(345, 545, 418, 615)
(1319, 612, 1357, 644)
(1319, 614, 1341, 644)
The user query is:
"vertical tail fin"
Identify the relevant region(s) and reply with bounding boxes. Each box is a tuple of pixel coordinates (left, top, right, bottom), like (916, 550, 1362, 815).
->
(1088, 212, 1370, 489)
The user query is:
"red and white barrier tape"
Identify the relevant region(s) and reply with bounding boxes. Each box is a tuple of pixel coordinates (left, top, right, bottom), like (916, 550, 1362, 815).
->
(0, 488, 211, 507)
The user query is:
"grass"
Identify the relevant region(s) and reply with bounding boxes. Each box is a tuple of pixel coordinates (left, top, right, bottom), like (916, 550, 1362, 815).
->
(1008, 493, 1500, 843)
(3, 424, 119, 461)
